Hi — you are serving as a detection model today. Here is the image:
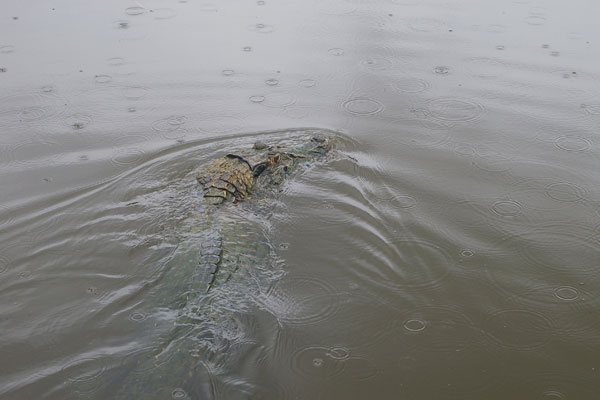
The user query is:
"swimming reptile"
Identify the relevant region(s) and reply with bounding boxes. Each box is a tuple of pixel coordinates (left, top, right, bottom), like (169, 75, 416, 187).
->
(112, 134, 332, 399)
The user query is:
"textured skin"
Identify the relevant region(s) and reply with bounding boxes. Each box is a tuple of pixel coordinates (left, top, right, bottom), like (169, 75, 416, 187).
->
(196, 155, 255, 205)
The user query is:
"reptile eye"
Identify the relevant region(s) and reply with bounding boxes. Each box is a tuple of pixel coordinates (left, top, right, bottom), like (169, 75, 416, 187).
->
(252, 163, 267, 177)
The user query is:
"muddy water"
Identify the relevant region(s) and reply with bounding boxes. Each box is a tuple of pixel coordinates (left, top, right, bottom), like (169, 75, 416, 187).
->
(1, 0, 600, 398)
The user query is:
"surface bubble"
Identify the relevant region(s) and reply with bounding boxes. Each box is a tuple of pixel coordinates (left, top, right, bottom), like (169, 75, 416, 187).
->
(342, 97, 384, 116)
(221, 69, 235, 76)
(265, 78, 279, 86)
(242, 46, 252, 52)
(433, 65, 450, 74)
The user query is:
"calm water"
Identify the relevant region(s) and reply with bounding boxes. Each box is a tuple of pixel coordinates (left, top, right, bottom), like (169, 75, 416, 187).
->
(1, 0, 600, 398)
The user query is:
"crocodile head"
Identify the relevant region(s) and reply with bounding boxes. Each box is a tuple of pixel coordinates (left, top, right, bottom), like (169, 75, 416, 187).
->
(251, 136, 331, 187)
(197, 136, 331, 205)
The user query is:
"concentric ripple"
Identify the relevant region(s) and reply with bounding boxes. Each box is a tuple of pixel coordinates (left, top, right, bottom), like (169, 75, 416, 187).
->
(553, 135, 592, 152)
(111, 148, 145, 167)
(491, 200, 523, 217)
(342, 97, 384, 116)
(391, 77, 430, 93)
(60, 356, 108, 395)
(261, 275, 341, 327)
(360, 57, 393, 71)
(0, 92, 69, 127)
(425, 97, 485, 122)
(6, 140, 62, 168)
(513, 228, 600, 273)
(125, 6, 145, 15)
(290, 345, 345, 379)
(63, 114, 93, 130)
(398, 306, 480, 352)
(544, 182, 586, 202)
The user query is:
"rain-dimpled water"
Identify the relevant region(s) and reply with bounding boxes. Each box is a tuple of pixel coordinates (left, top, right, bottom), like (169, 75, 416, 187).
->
(1, 0, 600, 398)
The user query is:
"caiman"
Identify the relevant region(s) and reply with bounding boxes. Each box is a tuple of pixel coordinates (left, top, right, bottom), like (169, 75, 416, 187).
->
(111, 134, 332, 399)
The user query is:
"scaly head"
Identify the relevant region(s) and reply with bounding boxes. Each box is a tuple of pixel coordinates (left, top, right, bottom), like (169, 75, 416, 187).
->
(197, 136, 331, 205)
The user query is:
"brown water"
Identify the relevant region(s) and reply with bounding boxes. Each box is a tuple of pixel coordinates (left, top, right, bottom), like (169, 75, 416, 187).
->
(2, 0, 600, 398)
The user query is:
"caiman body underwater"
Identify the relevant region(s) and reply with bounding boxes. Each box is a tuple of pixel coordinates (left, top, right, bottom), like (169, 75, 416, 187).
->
(112, 134, 332, 399)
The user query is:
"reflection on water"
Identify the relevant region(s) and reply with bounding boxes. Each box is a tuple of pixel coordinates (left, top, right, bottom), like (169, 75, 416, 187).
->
(2, 0, 600, 398)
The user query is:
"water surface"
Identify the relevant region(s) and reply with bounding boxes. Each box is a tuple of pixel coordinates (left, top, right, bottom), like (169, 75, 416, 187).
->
(1, 0, 600, 398)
